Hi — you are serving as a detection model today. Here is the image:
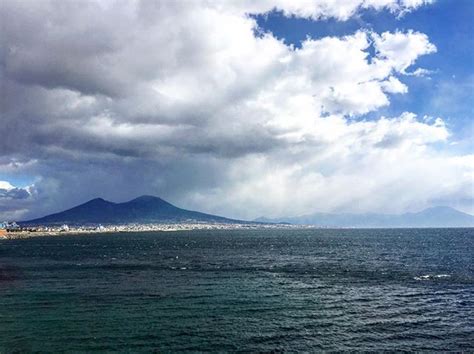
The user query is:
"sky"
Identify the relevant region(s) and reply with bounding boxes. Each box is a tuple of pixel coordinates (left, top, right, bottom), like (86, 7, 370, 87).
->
(0, 0, 473, 221)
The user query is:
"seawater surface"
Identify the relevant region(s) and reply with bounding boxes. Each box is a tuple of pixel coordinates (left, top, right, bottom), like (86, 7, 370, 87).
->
(0, 228, 473, 351)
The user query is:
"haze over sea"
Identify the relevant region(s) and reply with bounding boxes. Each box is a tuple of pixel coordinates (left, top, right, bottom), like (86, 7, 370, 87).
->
(1, 228, 473, 351)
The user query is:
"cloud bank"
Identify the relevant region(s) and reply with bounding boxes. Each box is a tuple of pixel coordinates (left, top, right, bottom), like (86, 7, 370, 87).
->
(0, 0, 472, 220)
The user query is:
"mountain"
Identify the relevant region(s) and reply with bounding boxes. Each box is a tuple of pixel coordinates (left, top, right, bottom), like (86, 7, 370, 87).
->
(21, 198, 474, 228)
(22, 195, 246, 226)
(255, 206, 474, 228)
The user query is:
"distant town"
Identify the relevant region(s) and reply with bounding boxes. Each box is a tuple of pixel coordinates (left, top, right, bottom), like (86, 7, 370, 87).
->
(0, 220, 310, 239)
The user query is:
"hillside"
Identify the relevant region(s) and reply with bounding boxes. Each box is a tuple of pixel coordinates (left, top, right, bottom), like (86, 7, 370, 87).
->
(256, 206, 474, 228)
(22, 195, 244, 225)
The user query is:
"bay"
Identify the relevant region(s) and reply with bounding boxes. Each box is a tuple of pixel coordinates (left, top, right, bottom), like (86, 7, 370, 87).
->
(0, 228, 473, 351)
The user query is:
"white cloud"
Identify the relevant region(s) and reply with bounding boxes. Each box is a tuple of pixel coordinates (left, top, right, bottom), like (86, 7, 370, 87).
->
(183, 112, 465, 219)
(381, 76, 408, 93)
(372, 30, 437, 73)
(405, 67, 435, 77)
(0, 181, 15, 191)
(217, 0, 434, 20)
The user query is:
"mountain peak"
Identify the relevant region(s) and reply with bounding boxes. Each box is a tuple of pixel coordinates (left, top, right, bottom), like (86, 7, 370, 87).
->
(131, 195, 161, 201)
(128, 195, 169, 204)
(416, 206, 470, 216)
(83, 197, 110, 205)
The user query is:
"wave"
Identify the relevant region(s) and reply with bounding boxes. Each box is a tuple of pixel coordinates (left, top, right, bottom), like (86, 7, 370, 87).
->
(414, 274, 451, 281)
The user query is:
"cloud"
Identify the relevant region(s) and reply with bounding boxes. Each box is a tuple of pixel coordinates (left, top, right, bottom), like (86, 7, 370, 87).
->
(0, 180, 32, 200)
(0, 181, 15, 191)
(0, 181, 33, 220)
(181, 112, 469, 219)
(404, 67, 435, 77)
(221, 0, 434, 20)
(0, 187, 30, 200)
(0, 0, 472, 220)
(372, 30, 437, 73)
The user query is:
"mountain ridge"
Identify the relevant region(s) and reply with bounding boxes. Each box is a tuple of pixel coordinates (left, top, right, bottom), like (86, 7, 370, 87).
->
(255, 206, 474, 228)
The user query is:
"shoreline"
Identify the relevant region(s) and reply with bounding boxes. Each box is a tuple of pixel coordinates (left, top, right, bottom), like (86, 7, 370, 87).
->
(0, 223, 308, 240)
(2, 224, 467, 240)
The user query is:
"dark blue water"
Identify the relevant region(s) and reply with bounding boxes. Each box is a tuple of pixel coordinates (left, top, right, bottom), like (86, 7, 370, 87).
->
(0, 229, 473, 351)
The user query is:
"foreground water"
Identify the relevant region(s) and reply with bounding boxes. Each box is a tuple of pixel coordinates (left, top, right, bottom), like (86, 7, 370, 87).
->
(0, 229, 473, 351)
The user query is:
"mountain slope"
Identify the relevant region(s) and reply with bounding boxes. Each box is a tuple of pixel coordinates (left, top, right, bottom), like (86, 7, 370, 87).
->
(256, 206, 474, 228)
(22, 195, 245, 225)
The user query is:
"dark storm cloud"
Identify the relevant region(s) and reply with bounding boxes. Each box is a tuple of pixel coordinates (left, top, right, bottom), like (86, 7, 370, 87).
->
(0, 184, 33, 220)
(0, 0, 281, 163)
(19, 156, 233, 220)
(1, 0, 127, 97)
(0, 187, 30, 200)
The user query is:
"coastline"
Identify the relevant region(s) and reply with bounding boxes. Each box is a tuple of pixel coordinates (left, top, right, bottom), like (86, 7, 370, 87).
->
(0, 223, 307, 240)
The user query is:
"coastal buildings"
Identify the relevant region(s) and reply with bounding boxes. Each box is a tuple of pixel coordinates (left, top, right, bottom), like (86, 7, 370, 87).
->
(1, 221, 314, 239)
(0, 221, 20, 236)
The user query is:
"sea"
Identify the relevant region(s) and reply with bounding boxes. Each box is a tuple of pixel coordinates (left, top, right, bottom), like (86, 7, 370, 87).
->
(0, 228, 473, 352)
